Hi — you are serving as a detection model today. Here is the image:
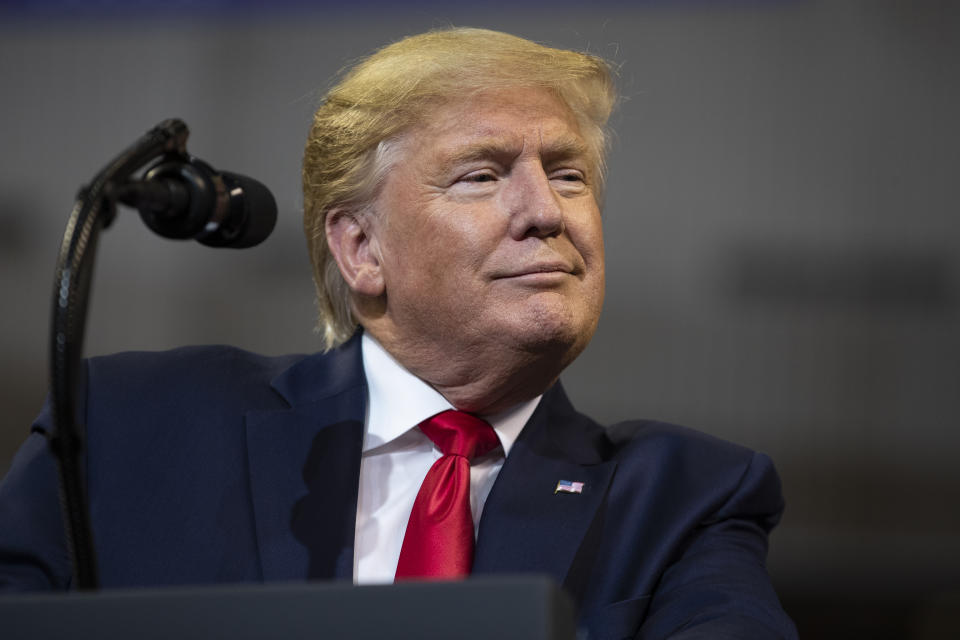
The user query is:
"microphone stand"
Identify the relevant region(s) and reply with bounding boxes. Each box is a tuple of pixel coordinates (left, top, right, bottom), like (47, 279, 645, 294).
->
(48, 119, 190, 590)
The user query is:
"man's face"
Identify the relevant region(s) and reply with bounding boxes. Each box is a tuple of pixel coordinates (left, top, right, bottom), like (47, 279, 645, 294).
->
(368, 87, 605, 376)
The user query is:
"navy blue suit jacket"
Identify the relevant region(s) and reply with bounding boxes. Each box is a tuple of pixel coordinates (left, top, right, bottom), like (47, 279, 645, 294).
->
(0, 335, 797, 639)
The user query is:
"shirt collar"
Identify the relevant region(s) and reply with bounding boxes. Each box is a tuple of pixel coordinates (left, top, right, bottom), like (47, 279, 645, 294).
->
(361, 332, 539, 456)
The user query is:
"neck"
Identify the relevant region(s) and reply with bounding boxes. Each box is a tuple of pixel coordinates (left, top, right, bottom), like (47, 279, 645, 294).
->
(362, 324, 574, 415)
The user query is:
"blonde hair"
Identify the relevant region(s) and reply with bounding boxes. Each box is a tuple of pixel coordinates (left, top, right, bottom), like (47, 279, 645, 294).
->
(303, 27, 617, 350)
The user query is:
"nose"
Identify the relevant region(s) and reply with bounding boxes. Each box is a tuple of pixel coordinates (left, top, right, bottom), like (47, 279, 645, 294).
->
(505, 163, 565, 240)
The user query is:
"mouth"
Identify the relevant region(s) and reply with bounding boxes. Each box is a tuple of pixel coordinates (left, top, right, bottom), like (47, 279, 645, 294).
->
(493, 262, 577, 283)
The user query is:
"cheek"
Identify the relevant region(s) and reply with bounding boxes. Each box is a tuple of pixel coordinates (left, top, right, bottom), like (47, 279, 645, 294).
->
(588, 224, 605, 265)
(381, 214, 484, 296)
(571, 205, 605, 264)
(423, 206, 496, 275)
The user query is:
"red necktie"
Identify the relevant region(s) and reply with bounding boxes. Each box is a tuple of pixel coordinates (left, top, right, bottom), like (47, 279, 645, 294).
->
(394, 410, 500, 580)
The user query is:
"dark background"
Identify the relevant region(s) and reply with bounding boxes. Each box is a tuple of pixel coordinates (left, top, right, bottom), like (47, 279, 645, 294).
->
(1, 1, 957, 637)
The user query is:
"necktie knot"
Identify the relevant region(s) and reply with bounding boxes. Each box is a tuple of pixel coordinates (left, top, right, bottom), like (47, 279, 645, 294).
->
(418, 410, 499, 461)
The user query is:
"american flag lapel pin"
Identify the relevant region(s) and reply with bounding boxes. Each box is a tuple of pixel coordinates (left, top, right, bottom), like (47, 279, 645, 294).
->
(555, 479, 585, 495)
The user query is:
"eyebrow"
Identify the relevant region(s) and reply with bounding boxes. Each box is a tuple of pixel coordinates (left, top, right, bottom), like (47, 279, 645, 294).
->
(440, 134, 590, 168)
(440, 140, 522, 167)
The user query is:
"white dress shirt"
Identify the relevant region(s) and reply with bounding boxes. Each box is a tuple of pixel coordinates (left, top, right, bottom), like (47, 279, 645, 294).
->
(353, 332, 540, 584)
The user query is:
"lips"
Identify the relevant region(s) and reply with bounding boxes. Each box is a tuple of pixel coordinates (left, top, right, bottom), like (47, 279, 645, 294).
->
(494, 261, 575, 279)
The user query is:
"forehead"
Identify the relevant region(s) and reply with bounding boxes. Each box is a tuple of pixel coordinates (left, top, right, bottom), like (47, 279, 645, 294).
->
(402, 87, 589, 162)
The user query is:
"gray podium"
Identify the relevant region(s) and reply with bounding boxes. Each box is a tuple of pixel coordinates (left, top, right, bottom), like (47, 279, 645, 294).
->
(0, 575, 576, 639)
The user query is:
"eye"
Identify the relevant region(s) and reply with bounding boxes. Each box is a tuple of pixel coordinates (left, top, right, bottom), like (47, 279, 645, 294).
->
(550, 168, 584, 180)
(460, 171, 497, 183)
(550, 170, 587, 190)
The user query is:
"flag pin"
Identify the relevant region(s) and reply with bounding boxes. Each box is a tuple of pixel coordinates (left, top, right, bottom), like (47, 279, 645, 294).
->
(555, 479, 584, 494)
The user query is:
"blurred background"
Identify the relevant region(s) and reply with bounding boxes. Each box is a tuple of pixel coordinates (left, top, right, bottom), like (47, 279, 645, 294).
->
(1, 0, 957, 637)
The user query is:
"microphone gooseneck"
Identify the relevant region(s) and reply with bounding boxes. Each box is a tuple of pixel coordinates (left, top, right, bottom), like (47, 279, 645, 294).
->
(49, 119, 276, 590)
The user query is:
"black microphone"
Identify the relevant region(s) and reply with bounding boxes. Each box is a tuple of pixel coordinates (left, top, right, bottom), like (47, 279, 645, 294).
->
(116, 156, 277, 248)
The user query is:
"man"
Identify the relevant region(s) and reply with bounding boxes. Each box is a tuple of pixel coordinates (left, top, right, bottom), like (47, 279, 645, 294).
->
(0, 28, 797, 639)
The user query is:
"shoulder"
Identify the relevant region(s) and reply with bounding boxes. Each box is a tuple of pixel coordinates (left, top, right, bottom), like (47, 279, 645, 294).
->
(31, 337, 365, 439)
(607, 419, 756, 467)
(536, 384, 761, 473)
(29, 346, 318, 441)
(83, 345, 308, 410)
(84, 343, 309, 386)
(604, 418, 784, 527)
(87, 344, 306, 381)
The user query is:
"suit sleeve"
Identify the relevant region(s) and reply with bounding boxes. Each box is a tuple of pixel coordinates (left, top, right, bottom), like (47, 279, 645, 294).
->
(0, 411, 73, 591)
(637, 452, 798, 640)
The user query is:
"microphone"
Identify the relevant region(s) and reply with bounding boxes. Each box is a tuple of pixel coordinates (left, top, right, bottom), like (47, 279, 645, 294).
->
(116, 156, 277, 248)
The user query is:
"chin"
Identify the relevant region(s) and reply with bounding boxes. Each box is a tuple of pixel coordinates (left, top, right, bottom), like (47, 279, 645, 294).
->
(504, 305, 598, 364)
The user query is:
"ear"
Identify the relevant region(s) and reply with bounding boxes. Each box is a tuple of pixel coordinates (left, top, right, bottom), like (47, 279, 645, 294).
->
(324, 208, 385, 297)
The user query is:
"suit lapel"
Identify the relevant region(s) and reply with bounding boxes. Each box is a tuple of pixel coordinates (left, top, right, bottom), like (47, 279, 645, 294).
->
(244, 335, 367, 582)
(474, 384, 617, 592)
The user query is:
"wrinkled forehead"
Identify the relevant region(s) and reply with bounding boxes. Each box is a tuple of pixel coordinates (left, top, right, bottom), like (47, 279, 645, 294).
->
(398, 86, 594, 168)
